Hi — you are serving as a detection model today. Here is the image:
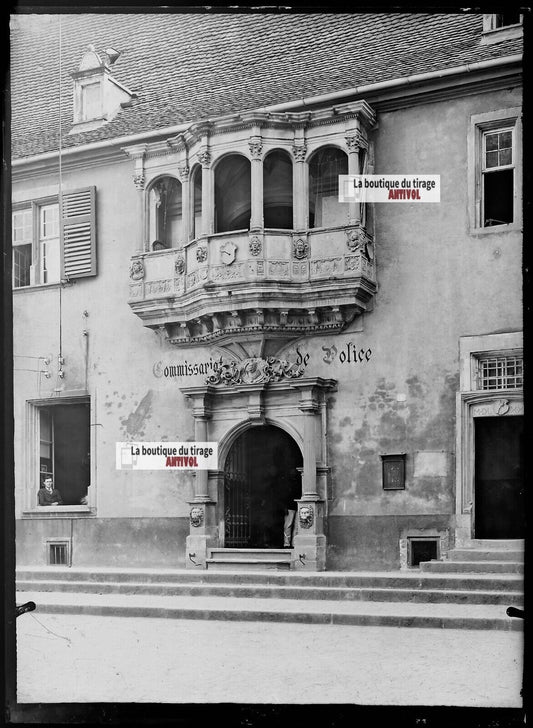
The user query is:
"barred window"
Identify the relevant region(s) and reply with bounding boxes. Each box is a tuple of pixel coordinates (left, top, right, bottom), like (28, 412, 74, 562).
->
(476, 355, 523, 390)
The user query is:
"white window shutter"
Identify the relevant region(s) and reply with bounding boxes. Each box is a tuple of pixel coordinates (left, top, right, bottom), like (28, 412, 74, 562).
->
(60, 187, 96, 279)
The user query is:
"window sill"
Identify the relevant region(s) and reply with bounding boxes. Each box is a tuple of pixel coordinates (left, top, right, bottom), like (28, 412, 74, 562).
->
(22, 505, 95, 519)
(469, 222, 522, 237)
(13, 282, 63, 293)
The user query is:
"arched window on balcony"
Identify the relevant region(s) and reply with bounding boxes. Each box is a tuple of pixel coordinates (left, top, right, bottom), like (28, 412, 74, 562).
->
(148, 176, 182, 249)
(215, 154, 251, 233)
(308, 147, 348, 229)
(263, 150, 293, 229)
(191, 165, 202, 240)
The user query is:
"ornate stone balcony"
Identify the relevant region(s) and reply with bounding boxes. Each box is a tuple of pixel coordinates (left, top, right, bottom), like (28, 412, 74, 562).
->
(128, 223, 375, 349)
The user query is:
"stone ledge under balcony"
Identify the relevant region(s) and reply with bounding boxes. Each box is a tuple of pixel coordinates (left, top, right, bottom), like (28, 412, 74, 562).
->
(128, 227, 376, 348)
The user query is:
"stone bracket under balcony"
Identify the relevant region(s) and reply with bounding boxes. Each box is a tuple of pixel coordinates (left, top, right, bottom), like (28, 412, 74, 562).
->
(128, 226, 376, 349)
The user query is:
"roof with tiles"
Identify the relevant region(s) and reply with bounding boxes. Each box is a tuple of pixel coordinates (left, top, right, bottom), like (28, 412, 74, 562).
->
(10, 12, 522, 160)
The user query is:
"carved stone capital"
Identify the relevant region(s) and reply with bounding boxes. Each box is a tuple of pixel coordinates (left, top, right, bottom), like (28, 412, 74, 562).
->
(292, 144, 307, 163)
(248, 139, 263, 160)
(133, 173, 145, 190)
(197, 149, 211, 168)
(345, 130, 368, 152)
(177, 164, 190, 182)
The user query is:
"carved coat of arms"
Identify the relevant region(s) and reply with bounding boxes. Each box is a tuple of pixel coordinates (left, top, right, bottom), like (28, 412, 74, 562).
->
(220, 241, 237, 266)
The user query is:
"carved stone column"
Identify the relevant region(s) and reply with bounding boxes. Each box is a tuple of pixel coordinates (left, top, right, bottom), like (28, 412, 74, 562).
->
(249, 137, 264, 230)
(178, 164, 190, 244)
(345, 130, 367, 227)
(123, 144, 148, 253)
(292, 143, 308, 230)
(198, 148, 214, 236)
(181, 385, 217, 568)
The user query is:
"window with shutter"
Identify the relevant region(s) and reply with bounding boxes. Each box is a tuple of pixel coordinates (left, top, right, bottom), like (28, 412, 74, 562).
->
(61, 187, 97, 279)
(12, 187, 97, 288)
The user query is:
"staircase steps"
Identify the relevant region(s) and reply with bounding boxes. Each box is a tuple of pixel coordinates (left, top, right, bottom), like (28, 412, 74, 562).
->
(206, 548, 292, 571)
(16, 565, 524, 631)
(420, 541, 524, 575)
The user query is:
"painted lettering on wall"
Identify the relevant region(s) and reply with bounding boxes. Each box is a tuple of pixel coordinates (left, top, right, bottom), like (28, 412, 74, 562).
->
(153, 357, 223, 379)
(321, 342, 372, 365)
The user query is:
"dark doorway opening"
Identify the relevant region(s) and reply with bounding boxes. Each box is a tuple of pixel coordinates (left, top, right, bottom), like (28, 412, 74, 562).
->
(474, 415, 524, 538)
(224, 425, 302, 548)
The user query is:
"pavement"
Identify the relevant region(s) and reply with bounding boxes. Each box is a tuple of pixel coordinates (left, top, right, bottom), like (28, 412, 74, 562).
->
(16, 610, 524, 706)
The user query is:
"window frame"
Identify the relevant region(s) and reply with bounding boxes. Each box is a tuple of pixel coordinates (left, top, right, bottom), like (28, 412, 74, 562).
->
(22, 395, 95, 518)
(468, 108, 522, 235)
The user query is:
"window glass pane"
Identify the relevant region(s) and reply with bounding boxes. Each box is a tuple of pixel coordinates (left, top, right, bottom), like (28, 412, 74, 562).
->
(483, 168, 514, 226)
(41, 237, 61, 284)
(309, 147, 348, 228)
(485, 134, 499, 151)
(40, 204, 59, 238)
(13, 244, 32, 287)
(13, 209, 32, 242)
(485, 151, 499, 169)
(499, 131, 512, 148)
(499, 148, 512, 166)
(82, 82, 101, 119)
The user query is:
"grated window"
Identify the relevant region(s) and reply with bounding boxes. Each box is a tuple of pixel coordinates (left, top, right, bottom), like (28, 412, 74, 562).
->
(477, 355, 523, 390)
(47, 541, 70, 566)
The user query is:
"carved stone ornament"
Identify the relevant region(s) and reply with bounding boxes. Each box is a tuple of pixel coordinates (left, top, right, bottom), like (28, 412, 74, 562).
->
(346, 228, 373, 260)
(299, 505, 314, 529)
(220, 241, 237, 266)
(292, 144, 307, 163)
(133, 173, 145, 190)
(196, 246, 208, 263)
(249, 236, 262, 256)
(190, 506, 204, 528)
(175, 255, 185, 275)
(197, 149, 211, 167)
(248, 140, 263, 160)
(129, 259, 145, 280)
(206, 356, 305, 386)
(293, 238, 310, 260)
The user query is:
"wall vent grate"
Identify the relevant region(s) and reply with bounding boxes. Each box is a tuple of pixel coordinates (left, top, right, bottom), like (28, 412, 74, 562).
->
(46, 540, 71, 566)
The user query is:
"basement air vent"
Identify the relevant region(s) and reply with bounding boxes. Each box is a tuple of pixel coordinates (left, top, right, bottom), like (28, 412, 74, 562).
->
(409, 538, 439, 568)
(46, 540, 71, 566)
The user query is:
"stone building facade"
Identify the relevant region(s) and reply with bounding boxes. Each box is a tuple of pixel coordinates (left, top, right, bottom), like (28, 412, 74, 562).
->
(10, 12, 523, 571)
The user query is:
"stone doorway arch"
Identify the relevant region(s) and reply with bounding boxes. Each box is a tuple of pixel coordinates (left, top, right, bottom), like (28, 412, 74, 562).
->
(223, 424, 303, 548)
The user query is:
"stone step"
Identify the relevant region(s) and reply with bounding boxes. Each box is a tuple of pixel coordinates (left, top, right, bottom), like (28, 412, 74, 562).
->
(15, 590, 523, 631)
(420, 560, 523, 574)
(15, 567, 524, 593)
(463, 540, 524, 550)
(447, 549, 524, 562)
(206, 559, 291, 571)
(15, 579, 524, 606)
(208, 548, 292, 562)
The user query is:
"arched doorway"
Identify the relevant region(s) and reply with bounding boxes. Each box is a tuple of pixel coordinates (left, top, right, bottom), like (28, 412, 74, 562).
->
(224, 425, 302, 548)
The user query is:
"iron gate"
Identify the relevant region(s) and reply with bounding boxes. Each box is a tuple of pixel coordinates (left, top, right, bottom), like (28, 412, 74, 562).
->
(224, 433, 251, 547)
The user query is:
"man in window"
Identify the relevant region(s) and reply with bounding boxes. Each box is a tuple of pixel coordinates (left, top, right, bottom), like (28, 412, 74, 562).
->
(38, 477, 63, 506)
